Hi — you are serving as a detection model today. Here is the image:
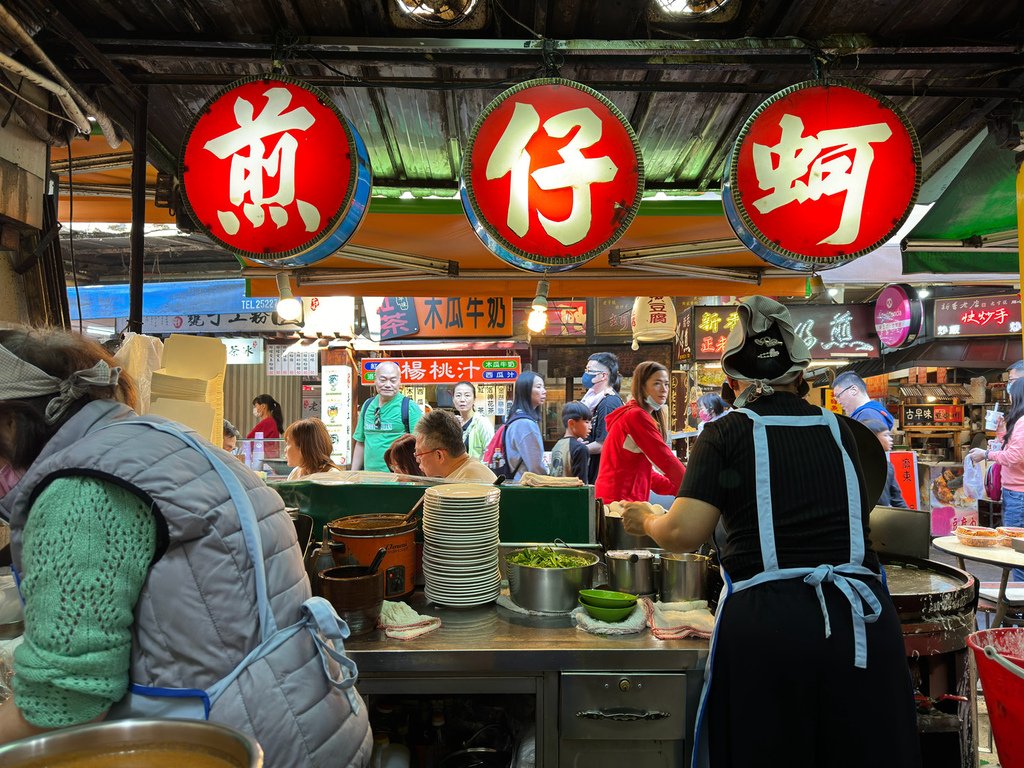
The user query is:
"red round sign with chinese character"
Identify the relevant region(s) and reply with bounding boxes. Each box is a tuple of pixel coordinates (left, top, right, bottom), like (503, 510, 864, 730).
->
(180, 76, 372, 267)
(723, 80, 920, 271)
(461, 78, 644, 273)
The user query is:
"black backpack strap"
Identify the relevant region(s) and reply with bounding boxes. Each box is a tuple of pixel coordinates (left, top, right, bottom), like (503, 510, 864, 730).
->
(401, 396, 411, 433)
(359, 396, 375, 430)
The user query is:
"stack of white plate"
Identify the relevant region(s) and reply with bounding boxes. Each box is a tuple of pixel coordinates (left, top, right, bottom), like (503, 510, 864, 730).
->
(422, 483, 501, 607)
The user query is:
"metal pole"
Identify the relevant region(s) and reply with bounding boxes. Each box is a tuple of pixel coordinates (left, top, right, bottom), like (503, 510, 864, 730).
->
(127, 88, 147, 334)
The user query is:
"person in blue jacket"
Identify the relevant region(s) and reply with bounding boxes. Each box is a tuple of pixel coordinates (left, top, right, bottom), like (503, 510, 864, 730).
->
(832, 371, 895, 429)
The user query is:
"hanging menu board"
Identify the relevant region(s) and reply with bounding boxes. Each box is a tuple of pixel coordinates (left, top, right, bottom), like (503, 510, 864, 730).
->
(267, 345, 320, 377)
(321, 365, 352, 466)
(901, 403, 965, 428)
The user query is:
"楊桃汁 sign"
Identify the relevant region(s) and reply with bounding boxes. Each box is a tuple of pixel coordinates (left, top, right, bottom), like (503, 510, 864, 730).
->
(360, 357, 521, 385)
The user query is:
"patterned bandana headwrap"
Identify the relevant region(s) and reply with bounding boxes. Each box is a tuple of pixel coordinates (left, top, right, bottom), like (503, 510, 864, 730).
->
(0, 342, 121, 424)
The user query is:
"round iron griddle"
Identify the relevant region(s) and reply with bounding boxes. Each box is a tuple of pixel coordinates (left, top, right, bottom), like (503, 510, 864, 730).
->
(880, 554, 977, 618)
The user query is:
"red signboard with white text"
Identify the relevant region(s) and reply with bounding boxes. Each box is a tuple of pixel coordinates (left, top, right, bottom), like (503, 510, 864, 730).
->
(461, 78, 644, 273)
(723, 80, 921, 271)
(933, 294, 1022, 337)
(180, 76, 372, 267)
(361, 357, 521, 385)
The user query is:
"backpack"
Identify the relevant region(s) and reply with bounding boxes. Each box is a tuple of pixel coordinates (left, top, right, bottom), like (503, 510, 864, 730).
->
(359, 395, 412, 433)
(483, 414, 529, 479)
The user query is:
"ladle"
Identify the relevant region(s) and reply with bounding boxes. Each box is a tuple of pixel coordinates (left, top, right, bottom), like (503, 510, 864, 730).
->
(368, 546, 388, 575)
(400, 495, 424, 525)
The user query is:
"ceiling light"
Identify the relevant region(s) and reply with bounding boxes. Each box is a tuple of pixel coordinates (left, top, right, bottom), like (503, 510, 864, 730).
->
(918, 288, 930, 299)
(527, 308, 548, 334)
(652, 0, 733, 17)
(926, 395, 937, 402)
(827, 287, 840, 298)
(275, 272, 303, 324)
(531, 280, 549, 313)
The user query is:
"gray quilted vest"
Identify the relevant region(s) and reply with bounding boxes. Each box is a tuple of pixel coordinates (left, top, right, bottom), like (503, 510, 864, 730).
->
(2, 400, 372, 768)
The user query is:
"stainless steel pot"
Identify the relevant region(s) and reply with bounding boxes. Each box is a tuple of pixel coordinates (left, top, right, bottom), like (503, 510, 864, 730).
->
(602, 513, 656, 550)
(605, 551, 655, 595)
(660, 553, 710, 602)
(0, 718, 263, 767)
(505, 547, 598, 613)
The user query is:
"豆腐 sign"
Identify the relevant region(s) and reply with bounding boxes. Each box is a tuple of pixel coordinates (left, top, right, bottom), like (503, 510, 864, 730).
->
(933, 294, 1022, 337)
(688, 304, 879, 360)
(461, 78, 644, 273)
(180, 76, 371, 267)
(723, 80, 921, 271)
(360, 357, 521, 385)
(874, 284, 923, 348)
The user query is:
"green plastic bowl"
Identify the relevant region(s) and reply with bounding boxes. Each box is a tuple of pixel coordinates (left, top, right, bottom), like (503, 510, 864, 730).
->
(579, 589, 638, 608)
(578, 598, 637, 623)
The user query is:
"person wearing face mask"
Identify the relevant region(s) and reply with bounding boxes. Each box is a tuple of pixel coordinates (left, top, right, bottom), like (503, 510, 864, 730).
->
(594, 361, 685, 503)
(580, 352, 623, 483)
(451, 381, 494, 461)
(248, 394, 284, 459)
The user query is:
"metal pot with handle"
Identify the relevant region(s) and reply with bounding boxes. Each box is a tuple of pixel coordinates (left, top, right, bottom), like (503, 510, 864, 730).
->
(659, 553, 710, 602)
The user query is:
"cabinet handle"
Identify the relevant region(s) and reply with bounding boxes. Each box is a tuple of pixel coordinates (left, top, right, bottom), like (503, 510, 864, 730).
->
(576, 707, 670, 722)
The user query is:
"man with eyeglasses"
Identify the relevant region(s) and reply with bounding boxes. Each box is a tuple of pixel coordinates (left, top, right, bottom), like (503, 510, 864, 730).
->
(413, 409, 496, 482)
(352, 360, 422, 472)
(831, 371, 894, 430)
(580, 352, 624, 483)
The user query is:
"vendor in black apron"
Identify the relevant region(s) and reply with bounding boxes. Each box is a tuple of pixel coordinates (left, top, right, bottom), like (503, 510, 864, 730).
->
(623, 296, 920, 768)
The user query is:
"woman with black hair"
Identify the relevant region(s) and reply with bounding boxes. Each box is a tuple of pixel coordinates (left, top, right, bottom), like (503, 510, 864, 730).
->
(696, 393, 731, 435)
(581, 352, 624, 483)
(249, 393, 283, 439)
(969, 376, 1024, 582)
(502, 371, 547, 480)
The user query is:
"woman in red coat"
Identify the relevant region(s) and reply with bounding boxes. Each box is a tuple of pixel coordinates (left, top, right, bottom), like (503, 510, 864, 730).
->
(595, 361, 685, 503)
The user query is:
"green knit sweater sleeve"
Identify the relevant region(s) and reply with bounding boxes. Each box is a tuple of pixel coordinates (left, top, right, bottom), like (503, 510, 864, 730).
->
(13, 476, 156, 728)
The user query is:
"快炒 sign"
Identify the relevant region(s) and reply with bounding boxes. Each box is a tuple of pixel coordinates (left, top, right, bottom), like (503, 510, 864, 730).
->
(461, 78, 644, 273)
(181, 76, 371, 268)
(723, 80, 920, 271)
(360, 357, 521, 385)
(933, 294, 1022, 337)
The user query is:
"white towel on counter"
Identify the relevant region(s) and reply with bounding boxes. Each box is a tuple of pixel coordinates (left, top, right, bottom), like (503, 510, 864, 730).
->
(571, 605, 646, 635)
(497, 592, 573, 616)
(378, 600, 441, 640)
(519, 472, 583, 488)
(641, 597, 715, 640)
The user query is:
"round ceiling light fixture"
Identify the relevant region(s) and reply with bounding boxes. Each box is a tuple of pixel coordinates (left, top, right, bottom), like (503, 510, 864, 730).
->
(394, 0, 479, 26)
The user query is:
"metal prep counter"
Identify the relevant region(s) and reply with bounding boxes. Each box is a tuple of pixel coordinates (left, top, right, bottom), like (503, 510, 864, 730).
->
(346, 591, 709, 768)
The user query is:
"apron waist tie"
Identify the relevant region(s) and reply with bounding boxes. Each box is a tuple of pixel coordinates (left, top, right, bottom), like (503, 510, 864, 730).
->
(802, 564, 883, 669)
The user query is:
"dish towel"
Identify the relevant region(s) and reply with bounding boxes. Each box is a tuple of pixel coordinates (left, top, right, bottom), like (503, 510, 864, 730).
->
(496, 592, 572, 616)
(572, 604, 646, 635)
(519, 472, 583, 488)
(378, 600, 442, 640)
(641, 597, 715, 640)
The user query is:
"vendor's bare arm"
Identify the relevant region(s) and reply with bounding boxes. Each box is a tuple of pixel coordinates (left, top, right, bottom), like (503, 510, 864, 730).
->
(625, 498, 720, 553)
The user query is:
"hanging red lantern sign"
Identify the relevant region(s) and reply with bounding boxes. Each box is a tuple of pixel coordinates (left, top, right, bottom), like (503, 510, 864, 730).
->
(723, 80, 920, 272)
(180, 76, 372, 268)
(461, 78, 644, 273)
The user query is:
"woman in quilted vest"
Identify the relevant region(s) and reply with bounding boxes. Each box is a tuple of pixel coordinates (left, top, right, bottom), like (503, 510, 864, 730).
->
(0, 327, 371, 767)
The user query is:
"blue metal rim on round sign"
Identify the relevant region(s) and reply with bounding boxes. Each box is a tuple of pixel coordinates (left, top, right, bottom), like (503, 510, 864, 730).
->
(460, 77, 645, 274)
(724, 78, 922, 272)
(178, 74, 373, 268)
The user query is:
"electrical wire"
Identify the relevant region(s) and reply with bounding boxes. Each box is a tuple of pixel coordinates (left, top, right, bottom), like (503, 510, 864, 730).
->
(66, 143, 83, 333)
(0, 77, 82, 126)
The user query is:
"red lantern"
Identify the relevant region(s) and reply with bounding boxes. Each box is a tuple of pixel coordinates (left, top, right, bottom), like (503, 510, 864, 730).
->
(180, 76, 371, 267)
(461, 78, 644, 273)
(724, 80, 920, 271)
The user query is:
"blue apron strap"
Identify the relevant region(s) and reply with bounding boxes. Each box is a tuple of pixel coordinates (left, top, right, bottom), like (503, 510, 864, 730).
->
(734, 408, 779, 571)
(97, 420, 278, 640)
(819, 408, 866, 568)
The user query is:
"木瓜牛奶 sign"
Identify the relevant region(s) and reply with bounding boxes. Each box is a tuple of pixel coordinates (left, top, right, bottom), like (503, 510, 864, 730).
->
(361, 357, 521, 385)
(933, 294, 1022, 337)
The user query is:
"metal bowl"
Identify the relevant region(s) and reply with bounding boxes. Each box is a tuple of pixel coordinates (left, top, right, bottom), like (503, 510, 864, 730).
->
(505, 547, 598, 613)
(0, 718, 262, 768)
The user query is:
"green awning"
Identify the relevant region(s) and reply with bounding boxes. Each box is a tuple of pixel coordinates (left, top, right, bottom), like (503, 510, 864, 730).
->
(902, 132, 1018, 274)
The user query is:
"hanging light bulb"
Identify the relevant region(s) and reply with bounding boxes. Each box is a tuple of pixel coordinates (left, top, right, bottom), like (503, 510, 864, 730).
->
(527, 279, 549, 333)
(275, 272, 303, 324)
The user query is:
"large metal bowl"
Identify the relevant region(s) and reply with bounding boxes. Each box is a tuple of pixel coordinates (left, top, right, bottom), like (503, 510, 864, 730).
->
(505, 547, 599, 613)
(0, 718, 262, 767)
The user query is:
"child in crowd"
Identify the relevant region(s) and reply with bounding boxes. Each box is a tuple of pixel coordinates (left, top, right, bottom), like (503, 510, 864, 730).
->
(550, 401, 592, 482)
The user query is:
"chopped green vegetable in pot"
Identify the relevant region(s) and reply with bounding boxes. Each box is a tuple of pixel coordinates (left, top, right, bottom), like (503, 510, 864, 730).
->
(507, 546, 591, 569)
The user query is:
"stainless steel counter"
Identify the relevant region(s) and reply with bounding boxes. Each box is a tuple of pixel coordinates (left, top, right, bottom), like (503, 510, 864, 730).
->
(346, 591, 709, 768)
(346, 591, 709, 674)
